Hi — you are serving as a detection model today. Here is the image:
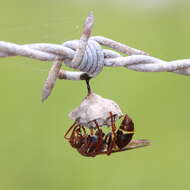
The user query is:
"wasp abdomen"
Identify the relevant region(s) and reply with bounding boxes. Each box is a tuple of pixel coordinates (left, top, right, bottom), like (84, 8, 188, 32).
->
(116, 115, 135, 149)
(116, 130, 134, 149)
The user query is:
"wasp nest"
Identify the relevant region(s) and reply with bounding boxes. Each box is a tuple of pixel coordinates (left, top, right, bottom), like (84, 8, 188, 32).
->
(69, 93, 123, 128)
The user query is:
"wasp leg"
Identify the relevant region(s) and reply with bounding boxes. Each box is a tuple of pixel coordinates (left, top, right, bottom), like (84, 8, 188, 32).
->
(104, 112, 117, 155)
(64, 122, 78, 140)
(104, 132, 114, 155)
(109, 112, 117, 138)
(69, 125, 83, 148)
(93, 120, 105, 154)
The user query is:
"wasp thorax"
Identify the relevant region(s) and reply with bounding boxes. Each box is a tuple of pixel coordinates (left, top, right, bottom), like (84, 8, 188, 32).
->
(69, 93, 123, 128)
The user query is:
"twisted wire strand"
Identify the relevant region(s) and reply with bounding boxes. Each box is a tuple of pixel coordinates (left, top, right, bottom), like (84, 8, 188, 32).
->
(0, 12, 190, 101)
(1, 39, 190, 75)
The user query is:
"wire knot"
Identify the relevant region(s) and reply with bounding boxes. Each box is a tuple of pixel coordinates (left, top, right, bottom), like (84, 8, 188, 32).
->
(63, 39, 104, 77)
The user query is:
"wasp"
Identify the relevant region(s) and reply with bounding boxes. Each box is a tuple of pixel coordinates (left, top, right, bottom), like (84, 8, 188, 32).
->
(64, 113, 149, 157)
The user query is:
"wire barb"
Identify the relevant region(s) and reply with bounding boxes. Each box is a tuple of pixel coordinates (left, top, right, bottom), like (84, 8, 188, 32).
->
(42, 60, 62, 102)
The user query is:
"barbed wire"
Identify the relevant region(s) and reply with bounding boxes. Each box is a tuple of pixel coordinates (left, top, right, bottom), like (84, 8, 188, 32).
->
(0, 12, 190, 101)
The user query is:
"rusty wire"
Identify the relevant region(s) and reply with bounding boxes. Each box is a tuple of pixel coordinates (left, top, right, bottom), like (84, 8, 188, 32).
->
(0, 12, 190, 101)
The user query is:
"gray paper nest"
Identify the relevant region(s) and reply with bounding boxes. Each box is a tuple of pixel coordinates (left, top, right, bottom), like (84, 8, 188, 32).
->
(69, 93, 123, 128)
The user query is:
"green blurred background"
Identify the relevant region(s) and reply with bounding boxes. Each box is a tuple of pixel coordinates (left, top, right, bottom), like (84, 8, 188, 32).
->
(0, 0, 190, 189)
